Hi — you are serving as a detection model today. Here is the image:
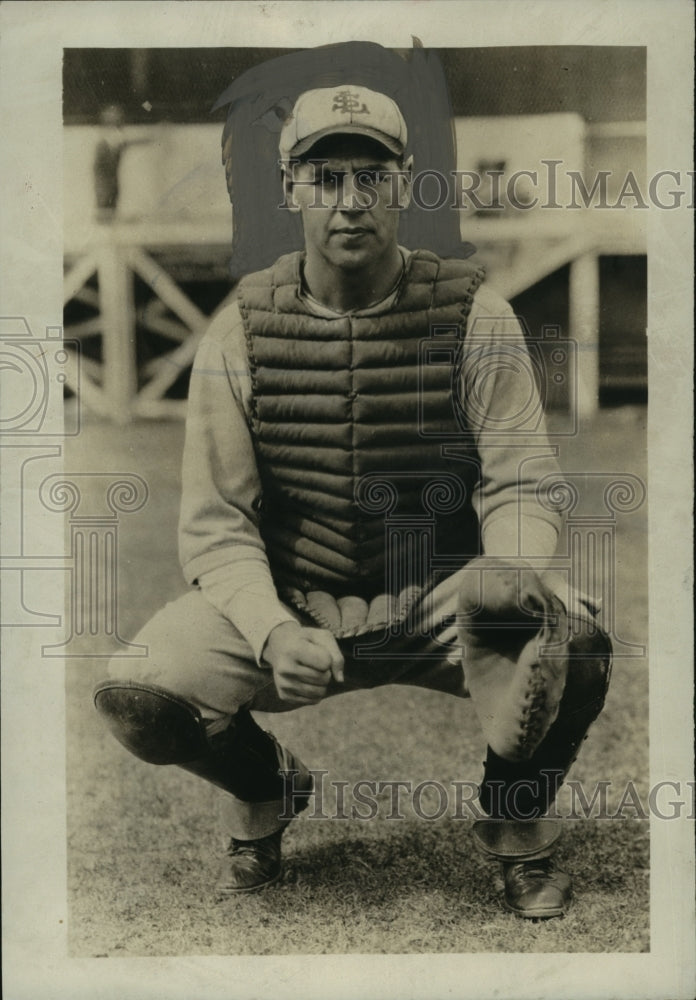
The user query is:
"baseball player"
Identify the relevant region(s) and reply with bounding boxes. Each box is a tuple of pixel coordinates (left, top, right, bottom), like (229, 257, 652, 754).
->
(95, 84, 611, 920)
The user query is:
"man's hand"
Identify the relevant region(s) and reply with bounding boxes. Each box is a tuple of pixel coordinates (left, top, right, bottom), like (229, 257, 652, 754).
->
(262, 621, 344, 705)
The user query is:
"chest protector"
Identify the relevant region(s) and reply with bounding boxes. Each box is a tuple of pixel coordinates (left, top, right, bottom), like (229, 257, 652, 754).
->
(237, 249, 485, 602)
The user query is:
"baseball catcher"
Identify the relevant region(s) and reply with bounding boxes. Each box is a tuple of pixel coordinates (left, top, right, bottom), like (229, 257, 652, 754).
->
(95, 82, 611, 919)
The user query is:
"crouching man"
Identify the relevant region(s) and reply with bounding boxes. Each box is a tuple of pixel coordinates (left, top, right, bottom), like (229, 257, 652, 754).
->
(95, 84, 611, 919)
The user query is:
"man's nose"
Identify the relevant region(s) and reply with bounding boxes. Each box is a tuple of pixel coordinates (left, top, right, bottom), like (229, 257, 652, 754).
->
(336, 173, 372, 211)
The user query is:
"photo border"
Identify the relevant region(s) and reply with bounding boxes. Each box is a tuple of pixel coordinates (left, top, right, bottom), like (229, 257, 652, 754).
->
(1, 2, 693, 998)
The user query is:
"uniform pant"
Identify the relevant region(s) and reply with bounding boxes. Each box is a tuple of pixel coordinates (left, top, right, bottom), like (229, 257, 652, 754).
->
(106, 569, 609, 841)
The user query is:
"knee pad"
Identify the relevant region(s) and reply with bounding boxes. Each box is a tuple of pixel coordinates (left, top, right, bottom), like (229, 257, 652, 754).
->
(93, 680, 209, 765)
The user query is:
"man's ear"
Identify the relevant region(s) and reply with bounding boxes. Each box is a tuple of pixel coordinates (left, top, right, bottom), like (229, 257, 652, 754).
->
(281, 166, 301, 213)
(396, 155, 414, 210)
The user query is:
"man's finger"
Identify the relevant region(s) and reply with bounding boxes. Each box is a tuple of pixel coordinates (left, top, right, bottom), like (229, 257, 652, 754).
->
(283, 663, 331, 687)
(437, 624, 459, 646)
(305, 629, 345, 683)
(295, 640, 333, 672)
(280, 680, 327, 703)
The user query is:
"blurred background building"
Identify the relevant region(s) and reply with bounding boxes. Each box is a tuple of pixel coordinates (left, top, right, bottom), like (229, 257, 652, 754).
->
(63, 46, 647, 423)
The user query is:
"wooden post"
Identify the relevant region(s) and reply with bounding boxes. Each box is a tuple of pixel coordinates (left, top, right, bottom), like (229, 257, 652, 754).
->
(98, 237, 137, 424)
(568, 251, 601, 420)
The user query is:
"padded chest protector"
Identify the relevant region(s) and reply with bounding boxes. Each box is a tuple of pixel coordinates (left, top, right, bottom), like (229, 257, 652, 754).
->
(238, 249, 485, 600)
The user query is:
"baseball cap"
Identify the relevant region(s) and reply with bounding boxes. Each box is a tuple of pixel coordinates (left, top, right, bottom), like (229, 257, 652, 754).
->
(279, 85, 408, 161)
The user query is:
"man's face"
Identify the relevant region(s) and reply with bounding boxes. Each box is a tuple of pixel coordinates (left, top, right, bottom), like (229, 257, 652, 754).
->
(284, 135, 412, 272)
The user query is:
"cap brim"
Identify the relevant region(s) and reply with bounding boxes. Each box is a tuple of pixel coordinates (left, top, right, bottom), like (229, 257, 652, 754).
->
(287, 124, 404, 160)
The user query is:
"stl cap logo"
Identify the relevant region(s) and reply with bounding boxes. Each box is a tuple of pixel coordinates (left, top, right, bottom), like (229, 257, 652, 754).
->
(331, 90, 370, 115)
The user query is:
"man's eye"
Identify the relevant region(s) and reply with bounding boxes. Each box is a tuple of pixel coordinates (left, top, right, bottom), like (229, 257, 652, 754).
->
(319, 172, 341, 187)
(357, 170, 380, 186)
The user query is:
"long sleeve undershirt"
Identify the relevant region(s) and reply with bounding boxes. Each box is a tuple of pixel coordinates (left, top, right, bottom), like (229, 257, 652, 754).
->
(179, 260, 563, 664)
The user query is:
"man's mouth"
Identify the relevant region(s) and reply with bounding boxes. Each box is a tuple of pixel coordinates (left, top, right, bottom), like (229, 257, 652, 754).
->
(333, 227, 373, 236)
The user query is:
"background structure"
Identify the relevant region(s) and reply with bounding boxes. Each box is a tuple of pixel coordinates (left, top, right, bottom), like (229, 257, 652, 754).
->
(63, 45, 647, 421)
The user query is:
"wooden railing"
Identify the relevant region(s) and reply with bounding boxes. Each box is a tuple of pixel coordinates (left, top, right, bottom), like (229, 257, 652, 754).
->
(63, 218, 235, 423)
(64, 211, 645, 423)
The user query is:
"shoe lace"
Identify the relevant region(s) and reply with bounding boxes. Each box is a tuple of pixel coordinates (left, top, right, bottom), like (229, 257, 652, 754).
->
(227, 832, 280, 861)
(509, 857, 557, 880)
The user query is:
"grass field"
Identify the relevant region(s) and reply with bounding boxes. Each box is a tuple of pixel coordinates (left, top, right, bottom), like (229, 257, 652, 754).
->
(65, 405, 649, 956)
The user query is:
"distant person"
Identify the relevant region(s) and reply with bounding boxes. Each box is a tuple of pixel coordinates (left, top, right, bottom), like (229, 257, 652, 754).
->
(93, 104, 150, 220)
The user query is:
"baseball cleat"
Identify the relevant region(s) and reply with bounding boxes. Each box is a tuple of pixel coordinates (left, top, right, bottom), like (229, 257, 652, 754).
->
(501, 855, 572, 919)
(216, 828, 284, 895)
